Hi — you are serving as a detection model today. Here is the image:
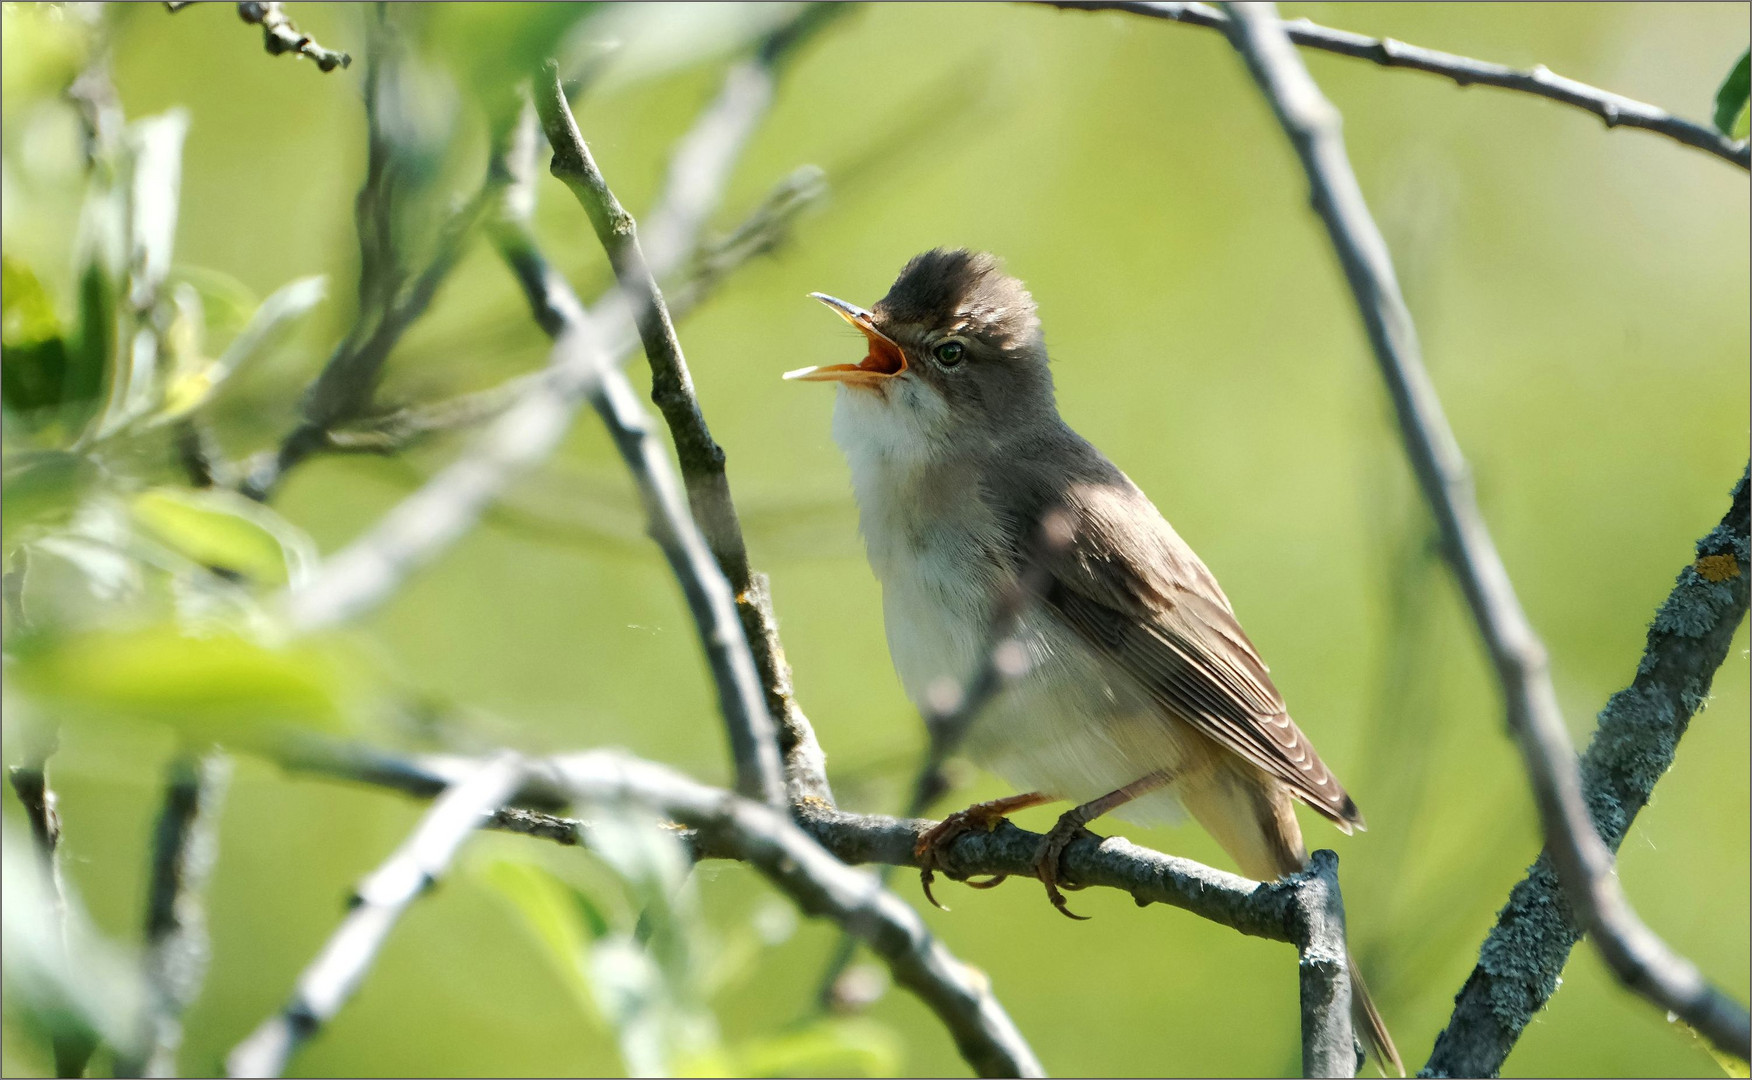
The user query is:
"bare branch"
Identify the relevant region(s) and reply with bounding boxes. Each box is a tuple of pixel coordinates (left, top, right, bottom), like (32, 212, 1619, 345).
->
(1427, 468, 1752, 1076)
(6, 738, 93, 1079)
(1218, 1, 1749, 1061)
(240, 10, 502, 501)
(538, 751, 1044, 1079)
(118, 753, 232, 1079)
(235, 2, 350, 73)
(1045, 1, 1750, 170)
(225, 754, 523, 1079)
(283, 738, 1382, 1075)
(533, 63, 790, 808)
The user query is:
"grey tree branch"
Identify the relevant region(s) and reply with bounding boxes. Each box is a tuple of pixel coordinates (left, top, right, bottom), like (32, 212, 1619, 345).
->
(235, 2, 350, 73)
(282, 738, 1374, 1077)
(1426, 468, 1752, 1076)
(1046, 1, 1751, 170)
(118, 753, 232, 1079)
(533, 63, 791, 809)
(1218, 1, 1750, 1063)
(6, 742, 91, 1079)
(225, 753, 524, 1079)
(241, 9, 502, 501)
(546, 751, 1047, 1079)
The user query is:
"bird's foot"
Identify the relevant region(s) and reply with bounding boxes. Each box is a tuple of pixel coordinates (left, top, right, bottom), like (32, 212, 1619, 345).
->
(1031, 812, 1100, 920)
(914, 800, 1029, 910)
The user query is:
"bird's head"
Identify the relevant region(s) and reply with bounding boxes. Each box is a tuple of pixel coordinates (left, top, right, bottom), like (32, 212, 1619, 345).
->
(786, 249, 1056, 449)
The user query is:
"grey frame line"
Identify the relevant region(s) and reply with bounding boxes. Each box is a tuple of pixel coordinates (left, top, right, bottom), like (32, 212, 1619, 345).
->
(1046, 0, 1751, 169)
(225, 754, 526, 1078)
(1218, 0, 1750, 1063)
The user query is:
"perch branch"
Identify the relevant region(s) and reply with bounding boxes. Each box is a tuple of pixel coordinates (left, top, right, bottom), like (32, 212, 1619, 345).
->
(533, 64, 791, 807)
(284, 739, 1377, 1076)
(1219, 1, 1750, 1061)
(225, 754, 523, 1078)
(121, 753, 231, 1079)
(1426, 468, 1752, 1076)
(1046, 1, 1750, 169)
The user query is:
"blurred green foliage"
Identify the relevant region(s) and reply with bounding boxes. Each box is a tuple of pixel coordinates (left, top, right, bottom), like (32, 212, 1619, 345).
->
(1, 2, 1747, 1077)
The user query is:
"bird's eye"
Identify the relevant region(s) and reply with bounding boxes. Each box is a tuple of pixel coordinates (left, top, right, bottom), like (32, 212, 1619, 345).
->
(933, 341, 965, 368)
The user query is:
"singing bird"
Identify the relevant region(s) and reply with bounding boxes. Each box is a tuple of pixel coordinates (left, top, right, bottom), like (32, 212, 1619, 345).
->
(785, 249, 1400, 1075)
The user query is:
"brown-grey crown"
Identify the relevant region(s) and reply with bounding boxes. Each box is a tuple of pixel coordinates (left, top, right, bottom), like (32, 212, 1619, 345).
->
(873, 249, 1043, 356)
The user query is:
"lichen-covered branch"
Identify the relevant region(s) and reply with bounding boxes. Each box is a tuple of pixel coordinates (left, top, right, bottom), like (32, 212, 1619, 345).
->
(533, 63, 790, 808)
(1426, 468, 1752, 1076)
(225, 754, 523, 1078)
(118, 753, 232, 1079)
(1047, 1, 1750, 169)
(1218, 1, 1749, 1061)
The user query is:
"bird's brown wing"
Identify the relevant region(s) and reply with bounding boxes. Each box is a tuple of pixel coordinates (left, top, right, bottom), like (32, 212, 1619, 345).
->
(1032, 479, 1362, 829)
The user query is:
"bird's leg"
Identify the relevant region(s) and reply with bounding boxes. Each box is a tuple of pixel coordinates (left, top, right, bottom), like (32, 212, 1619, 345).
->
(1034, 769, 1175, 920)
(914, 791, 1054, 909)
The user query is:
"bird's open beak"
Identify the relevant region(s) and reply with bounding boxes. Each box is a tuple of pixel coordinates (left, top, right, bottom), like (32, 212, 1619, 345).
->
(783, 293, 908, 386)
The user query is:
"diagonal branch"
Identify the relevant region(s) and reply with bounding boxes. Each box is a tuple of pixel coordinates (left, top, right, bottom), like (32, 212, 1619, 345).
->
(225, 754, 524, 1079)
(1218, 0, 1750, 1061)
(540, 751, 1045, 1079)
(1426, 468, 1752, 1076)
(1045, 1, 1751, 170)
(533, 62, 790, 808)
(119, 753, 232, 1079)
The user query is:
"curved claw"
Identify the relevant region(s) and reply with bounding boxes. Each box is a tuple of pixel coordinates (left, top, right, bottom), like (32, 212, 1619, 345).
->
(1032, 818, 1098, 920)
(964, 874, 1009, 890)
(919, 867, 950, 911)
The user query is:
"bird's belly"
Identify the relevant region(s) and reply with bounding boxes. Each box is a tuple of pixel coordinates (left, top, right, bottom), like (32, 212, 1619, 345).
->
(881, 561, 1201, 826)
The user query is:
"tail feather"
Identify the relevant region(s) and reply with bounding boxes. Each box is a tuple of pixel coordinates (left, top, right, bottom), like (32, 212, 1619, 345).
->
(1180, 762, 1403, 1076)
(1349, 959, 1403, 1077)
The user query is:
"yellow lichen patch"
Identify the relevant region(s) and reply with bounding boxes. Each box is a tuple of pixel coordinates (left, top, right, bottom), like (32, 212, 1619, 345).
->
(1694, 553, 1741, 583)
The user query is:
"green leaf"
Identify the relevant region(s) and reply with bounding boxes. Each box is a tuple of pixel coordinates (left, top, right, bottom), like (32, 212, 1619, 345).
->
(424, 4, 602, 131)
(10, 626, 354, 746)
(1712, 49, 1749, 137)
(130, 487, 314, 586)
(155, 275, 327, 423)
(1, 258, 73, 434)
(67, 253, 118, 443)
(1, 452, 103, 552)
(476, 859, 605, 1023)
(716, 1019, 903, 1079)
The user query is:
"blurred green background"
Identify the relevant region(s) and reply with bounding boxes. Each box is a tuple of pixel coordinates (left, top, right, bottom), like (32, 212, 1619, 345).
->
(2, 2, 1747, 1077)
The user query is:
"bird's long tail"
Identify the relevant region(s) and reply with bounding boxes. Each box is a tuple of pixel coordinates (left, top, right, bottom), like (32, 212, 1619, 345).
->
(1180, 764, 1404, 1077)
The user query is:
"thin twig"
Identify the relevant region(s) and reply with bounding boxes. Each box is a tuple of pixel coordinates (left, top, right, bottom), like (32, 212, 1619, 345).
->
(120, 753, 232, 1078)
(1045, 1, 1751, 170)
(1426, 468, 1752, 1076)
(541, 751, 1044, 1079)
(533, 64, 788, 808)
(235, 2, 350, 72)
(241, 9, 501, 501)
(225, 754, 523, 1078)
(7, 740, 92, 1079)
(1218, 1, 1749, 1061)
